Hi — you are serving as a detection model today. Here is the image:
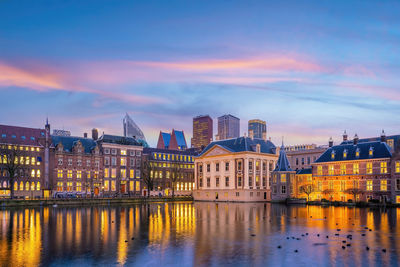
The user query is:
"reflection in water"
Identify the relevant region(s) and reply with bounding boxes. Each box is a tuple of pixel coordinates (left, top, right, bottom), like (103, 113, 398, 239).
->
(0, 203, 399, 266)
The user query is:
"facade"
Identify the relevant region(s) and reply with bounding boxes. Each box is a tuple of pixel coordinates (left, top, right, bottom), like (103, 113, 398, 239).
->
(194, 136, 278, 202)
(97, 134, 143, 197)
(52, 134, 103, 197)
(123, 113, 146, 141)
(271, 145, 296, 201)
(285, 144, 327, 170)
(248, 119, 266, 139)
(142, 147, 197, 196)
(0, 124, 49, 198)
(191, 115, 213, 150)
(157, 129, 187, 150)
(311, 135, 393, 202)
(217, 114, 240, 140)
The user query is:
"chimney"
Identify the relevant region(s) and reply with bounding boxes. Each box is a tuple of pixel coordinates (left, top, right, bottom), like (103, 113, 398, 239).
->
(328, 137, 333, 147)
(84, 133, 88, 138)
(249, 130, 254, 140)
(380, 129, 386, 143)
(353, 133, 359, 145)
(92, 128, 99, 140)
(343, 130, 348, 141)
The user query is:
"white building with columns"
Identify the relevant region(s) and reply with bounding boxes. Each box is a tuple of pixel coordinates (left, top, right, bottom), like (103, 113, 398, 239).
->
(193, 136, 278, 202)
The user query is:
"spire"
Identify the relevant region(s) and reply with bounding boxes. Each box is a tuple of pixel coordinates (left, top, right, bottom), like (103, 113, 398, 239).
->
(274, 144, 292, 172)
(343, 130, 348, 141)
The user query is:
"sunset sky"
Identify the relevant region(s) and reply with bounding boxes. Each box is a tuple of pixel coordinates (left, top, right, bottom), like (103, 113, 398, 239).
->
(1, 0, 399, 147)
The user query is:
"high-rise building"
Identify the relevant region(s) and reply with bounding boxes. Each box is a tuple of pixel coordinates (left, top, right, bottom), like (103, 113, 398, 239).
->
(123, 113, 146, 141)
(191, 115, 213, 149)
(248, 119, 266, 139)
(217, 114, 240, 140)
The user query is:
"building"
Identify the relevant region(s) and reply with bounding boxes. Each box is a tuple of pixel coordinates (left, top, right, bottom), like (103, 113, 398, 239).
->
(217, 114, 240, 140)
(341, 130, 400, 152)
(51, 132, 103, 197)
(248, 119, 266, 139)
(52, 129, 71, 137)
(0, 123, 50, 198)
(193, 136, 278, 202)
(271, 144, 296, 201)
(191, 115, 213, 150)
(285, 144, 327, 170)
(157, 129, 187, 150)
(123, 113, 146, 141)
(311, 134, 393, 202)
(97, 133, 143, 197)
(142, 147, 197, 196)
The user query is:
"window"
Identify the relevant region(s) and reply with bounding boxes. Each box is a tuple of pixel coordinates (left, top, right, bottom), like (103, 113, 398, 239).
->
(31, 157, 36, 165)
(199, 178, 203, 187)
(77, 160, 82, 166)
(380, 180, 387, 191)
(31, 169, 35, 178)
(57, 182, 63, 192)
(111, 180, 116, 191)
(111, 149, 117, 155)
(317, 166, 322, 175)
(104, 180, 109, 191)
(111, 168, 116, 178)
(19, 182, 23, 191)
(104, 157, 110, 165)
(37, 170, 41, 178)
(216, 163, 219, 172)
(68, 158, 72, 166)
(380, 162, 387, 174)
(111, 157, 116, 166)
(121, 157, 126, 166)
(238, 176, 242, 187)
(262, 162, 266, 171)
(396, 179, 400, 191)
(366, 162, 373, 174)
(86, 160, 91, 167)
(301, 158, 304, 165)
(280, 174, 286, 183)
(249, 161, 253, 171)
(331, 151, 335, 160)
(296, 158, 299, 165)
(225, 177, 229, 187)
(340, 164, 346, 175)
(104, 148, 110, 154)
(130, 169, 134, 178)
(57, 170, 63, 178)
(396, 161, 400, 173)
(343, 149, 347, 159)
(77, 171, 82, 179)
(328, 165, 334, 175)
(87, 171, 91, 179)
(76, 182, 82, 192)
(281, 185, 286, 194)
(67, 170, 72, 178)
(136, 170, 140, 178)
(207, 164, 210, 172)
(369, 147, 373, 157)
(129, 181, 134, 191)
(207, 178, 210, 187)
(355, 148, 360, 158)
(216, 177, 220, 187)
(225, 162, 229, 171)
(25, 182, 29, 191)
(353, 163, 359, 174)
(340, 181, 346, 191)
(58, 157, 63, 165)
(136, 151, 141, 156)
(135, 181, 140, 191)
(121, 149, 127, 155)
(25, 157, 29, 165)
(366, 180, 373, 191)
(104, 168, 109, 178)
(121, 169, 126, 178)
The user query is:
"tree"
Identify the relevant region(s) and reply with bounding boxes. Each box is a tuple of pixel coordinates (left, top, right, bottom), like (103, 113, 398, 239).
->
(170, 163, 182, 199)
(0, 145, 25, 199)
(322, 189, 335, 201)
(299, 184, 314, 202)
(345, 188, 364, 202)
(141, 159, 155, 198)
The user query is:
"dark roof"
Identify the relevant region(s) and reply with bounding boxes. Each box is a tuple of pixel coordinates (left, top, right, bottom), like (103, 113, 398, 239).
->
(273, 145, 293, 172)
(174, 130, 187, 148)
(315, 141, 391, 163)
(161, 132, 171, 147)
(341, 134, 400, 151)
(143, 147, 199, 156)
(0, 124, 45, 146)
(200, 137, 276, 156)
(51, 135, 97, 154)
(296, 168, 312, 175)
(98, 134, 141, 146)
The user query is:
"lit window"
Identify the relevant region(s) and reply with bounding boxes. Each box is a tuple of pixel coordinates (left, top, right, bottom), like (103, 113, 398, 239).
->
(355, 148, 360, 158)
(366, 180, 373, 191)
(31, 157, 36, 165)
(87, 171, 91, 179)
(369, 147, 373, 156)
(111, 180, 116, 191)
(121, 157, 126, 166)
(317, 166, 323, 175)
(14, 182, 18, 191)
(67, 170, 72, 178)
(25, 182, 29, 191)
(111, 168, 116, 178)
(396, 161, 400, 173)
(343, 149, 347, 159)
(26, 156, 30, 165)
(19, 182, 24, 191)
(366, 162, 373, 174)
(104, 168, 109, 178)
(353, 163, 359, 174)
(31, 169, 35, 178)
(77, 171, 82, 179)
(121, 169, 126, 178)
(380, 180, 387, 191)
(36, 170, 41, 178)
(129, 181, 134, 191)
(331, 151, 335, 160)
(104, 180, 109, 191)
(280, 174, 286, 183)
(31, 182, 35, 191)
(328, 165, 334, 175)
(130, 169, 134, 178)
(135, 181, 140, 191)
(121, 149, 127, 155)
(340, 164, 346, 175)
(380, 162, 388, 174)
(76, 182, 82, 192)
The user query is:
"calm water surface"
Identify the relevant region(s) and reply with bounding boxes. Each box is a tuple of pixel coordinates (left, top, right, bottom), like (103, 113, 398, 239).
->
(0, 202, 400, 266)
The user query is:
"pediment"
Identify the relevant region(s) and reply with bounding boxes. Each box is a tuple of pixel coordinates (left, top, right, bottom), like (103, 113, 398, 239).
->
(202, 145, 232, 157)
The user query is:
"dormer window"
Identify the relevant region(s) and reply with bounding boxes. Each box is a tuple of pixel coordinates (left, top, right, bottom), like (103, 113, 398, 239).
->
(331, 150, 335, 160)
(343, 149, 348, 159)
(369, 147, 374, 157)
(355, 148, 360, 158)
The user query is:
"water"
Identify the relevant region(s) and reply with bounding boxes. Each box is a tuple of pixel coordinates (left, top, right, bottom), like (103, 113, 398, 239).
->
(0, 202, 399, 267)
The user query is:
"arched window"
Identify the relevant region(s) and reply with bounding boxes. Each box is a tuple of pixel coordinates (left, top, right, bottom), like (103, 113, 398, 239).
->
(14, 182, 18, 191)
(25, 182, 29, 191)
(31, 182, 35, 191)
(31, 169, 35, 178)
(3, 181, 6, 188)
(36, 170, 41, 178)
(36, 182, 41, 191)
(20, 181, 24, 191)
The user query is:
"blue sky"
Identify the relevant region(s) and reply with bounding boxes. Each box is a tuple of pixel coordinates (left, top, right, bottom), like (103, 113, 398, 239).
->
(1, 0, 399, 146)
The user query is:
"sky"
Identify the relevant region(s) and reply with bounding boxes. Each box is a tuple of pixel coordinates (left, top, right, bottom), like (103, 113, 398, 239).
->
(0, 0, 399, 147)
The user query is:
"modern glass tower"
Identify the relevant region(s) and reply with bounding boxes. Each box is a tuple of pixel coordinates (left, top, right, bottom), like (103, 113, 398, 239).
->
(217, 114, 240, 140)
(248, 119, 267, 139)
(123, 113, 146, 141)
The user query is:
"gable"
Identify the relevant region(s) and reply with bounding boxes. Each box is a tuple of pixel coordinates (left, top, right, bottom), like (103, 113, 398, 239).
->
(201, 145, 232, 157)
